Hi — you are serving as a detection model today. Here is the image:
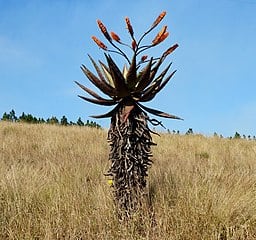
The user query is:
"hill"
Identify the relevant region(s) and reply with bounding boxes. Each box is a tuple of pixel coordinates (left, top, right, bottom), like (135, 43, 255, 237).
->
(1, 121, 256, 239)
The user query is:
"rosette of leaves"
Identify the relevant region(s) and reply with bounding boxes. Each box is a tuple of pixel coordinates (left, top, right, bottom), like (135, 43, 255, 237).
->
(75, 11, 183, 218)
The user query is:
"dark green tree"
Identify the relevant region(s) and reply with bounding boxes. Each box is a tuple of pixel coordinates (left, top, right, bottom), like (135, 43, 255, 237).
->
(1, 110, 17, 122)
(234, 132, 241, 139)
(38, 118, 46, 123)
(9, 109, 17, 122)
(186, 128, 193, 135)
(60, 115, 68, 125)
(77, 117, 84, 126)
(1, 112, 10, 121)
(47, 116, 59, 124)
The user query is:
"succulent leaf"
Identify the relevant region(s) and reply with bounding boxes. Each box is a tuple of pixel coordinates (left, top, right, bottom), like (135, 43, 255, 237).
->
(90, 104, 122, 118)
(87, 55, 117, 92)
(139, 67, 175, 102)
(105, 54, 129, 97)
(142, 62, 172, 93)
(99, 60, 115, 88)
(137, 103, 183, 120)
(122, 64, 129, 81)
(78, 95, 116, 106)
(125, 54, 137, 89)
(75, 81, 112, 101)
(80, 64, 116, 96)
(88, 55, 106, 82)
(134, 57, 153, 92)
(148, 55, 166, 84)
(155, 70, 177, 93)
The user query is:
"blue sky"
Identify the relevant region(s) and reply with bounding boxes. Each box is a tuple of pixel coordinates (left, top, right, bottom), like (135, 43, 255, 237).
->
(0, 0, 256, 137)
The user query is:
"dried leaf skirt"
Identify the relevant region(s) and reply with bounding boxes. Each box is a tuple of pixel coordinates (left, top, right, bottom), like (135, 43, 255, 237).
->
(106, 106, 155, 218)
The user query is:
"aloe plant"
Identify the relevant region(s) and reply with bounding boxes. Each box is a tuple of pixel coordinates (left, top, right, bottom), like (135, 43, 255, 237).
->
(76, 11, 182, 218)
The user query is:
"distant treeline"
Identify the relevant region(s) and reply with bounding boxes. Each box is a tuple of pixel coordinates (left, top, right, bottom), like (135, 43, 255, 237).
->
(1, 110, 255, 140)
(1, 110, 101, 128)
(168, 128, 256, 141)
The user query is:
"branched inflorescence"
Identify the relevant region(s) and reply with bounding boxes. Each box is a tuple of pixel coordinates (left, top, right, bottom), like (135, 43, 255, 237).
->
(76, 11, 182, 218)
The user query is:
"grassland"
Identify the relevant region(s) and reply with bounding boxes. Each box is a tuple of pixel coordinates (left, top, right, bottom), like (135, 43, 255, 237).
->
(0, 121, 256, 239)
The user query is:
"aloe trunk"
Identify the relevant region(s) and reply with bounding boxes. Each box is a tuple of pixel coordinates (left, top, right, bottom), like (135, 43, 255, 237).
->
(106, 101, 154, 217)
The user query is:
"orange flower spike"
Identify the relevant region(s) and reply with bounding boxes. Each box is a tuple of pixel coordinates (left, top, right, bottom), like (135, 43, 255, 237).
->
(141, 55, 148, 62)
(164, 43, 179, 56)
(151, 11, 167, 28)
(152, 25, 167, 45)
(110, 31, 121, 42)
(125, 17, 134, 37)
(91, 36, 108, 50)
(97, 19, 112, 42)
(158, 32, 169, 44)
(131, 40, 137, 50)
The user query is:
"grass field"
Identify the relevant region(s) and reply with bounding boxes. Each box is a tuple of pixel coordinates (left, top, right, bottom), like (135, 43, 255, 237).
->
(1, 121, 256, 239)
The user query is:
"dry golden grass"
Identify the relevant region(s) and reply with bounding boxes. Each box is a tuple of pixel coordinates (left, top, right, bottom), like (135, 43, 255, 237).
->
(1, 121, 256, 240)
